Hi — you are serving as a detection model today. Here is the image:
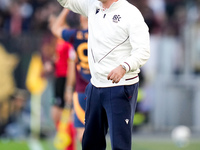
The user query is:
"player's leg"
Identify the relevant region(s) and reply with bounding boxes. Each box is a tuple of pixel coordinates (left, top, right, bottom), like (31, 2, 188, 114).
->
(51, 106, 63, 127)
(76, 128, 84, 142)
(73, 92, 86, 142)
(51, 77, 76, 150)
(51, 77, 66, 127)
(104, 83, 139, 150)
(82, 82, 108, 150)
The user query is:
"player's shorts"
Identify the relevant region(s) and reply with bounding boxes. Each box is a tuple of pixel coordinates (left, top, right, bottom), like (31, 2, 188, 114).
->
(80, 68, 91, 82)
(52, 77, 66, 108)
(73, 92, 86, 127)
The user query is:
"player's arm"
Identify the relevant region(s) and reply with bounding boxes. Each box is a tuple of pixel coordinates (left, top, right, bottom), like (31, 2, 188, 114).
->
(64, 47, 76, 106)
(50, 9, 70, 39)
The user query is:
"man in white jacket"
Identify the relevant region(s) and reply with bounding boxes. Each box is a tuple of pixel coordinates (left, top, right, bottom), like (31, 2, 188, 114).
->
(57, 0, 150, 149)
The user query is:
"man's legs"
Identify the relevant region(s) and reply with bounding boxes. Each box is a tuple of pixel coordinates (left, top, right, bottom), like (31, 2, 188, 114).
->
(103, 83, 139, 150)
(82, 83, 108, 150)
(82, 82, 138, 150)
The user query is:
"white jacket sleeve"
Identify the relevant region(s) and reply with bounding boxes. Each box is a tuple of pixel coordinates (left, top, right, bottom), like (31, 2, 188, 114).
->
(122, 9, 150, 72)
(57, 0, 89, 16)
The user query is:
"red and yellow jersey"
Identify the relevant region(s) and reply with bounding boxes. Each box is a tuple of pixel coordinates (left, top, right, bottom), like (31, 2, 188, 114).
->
(62, 29, 91, 93)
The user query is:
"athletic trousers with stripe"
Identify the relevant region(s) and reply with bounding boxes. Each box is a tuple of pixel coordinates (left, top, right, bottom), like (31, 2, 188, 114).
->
(82, 82, 139, 150)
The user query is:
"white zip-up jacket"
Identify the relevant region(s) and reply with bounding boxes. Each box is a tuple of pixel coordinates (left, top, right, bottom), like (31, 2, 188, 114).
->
(58, 0, 150, 87)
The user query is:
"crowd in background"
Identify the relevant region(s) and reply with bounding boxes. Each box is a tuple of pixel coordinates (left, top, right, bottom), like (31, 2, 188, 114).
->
(0, 0, 200, 139)
(0, 0, 62, 34)
(0, 0, 199, 35)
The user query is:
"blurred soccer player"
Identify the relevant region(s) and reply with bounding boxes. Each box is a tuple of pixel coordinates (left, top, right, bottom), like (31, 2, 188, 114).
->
(50, 39, 75, 125)
(48, 14, 77, 150)
(50, 9, 90, 146)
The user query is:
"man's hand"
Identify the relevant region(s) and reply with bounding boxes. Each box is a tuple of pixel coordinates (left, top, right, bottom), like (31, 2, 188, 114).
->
(107, 65, 126, 83)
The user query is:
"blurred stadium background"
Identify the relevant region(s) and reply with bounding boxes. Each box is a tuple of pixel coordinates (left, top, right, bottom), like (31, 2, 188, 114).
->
(0, 0, 200, 149)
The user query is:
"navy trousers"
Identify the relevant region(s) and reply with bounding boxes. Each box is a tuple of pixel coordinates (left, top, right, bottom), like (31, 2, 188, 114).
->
(82, 82, 139, 150)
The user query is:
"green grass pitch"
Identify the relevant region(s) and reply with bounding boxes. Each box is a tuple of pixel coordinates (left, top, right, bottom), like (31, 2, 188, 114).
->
(0, 137, 200, 150)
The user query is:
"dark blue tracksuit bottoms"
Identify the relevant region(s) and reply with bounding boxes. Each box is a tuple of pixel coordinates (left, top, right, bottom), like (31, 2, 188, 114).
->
(82, 82, 139, 150)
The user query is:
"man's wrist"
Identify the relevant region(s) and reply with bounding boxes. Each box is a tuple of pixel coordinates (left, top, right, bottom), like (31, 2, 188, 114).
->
(120, 64, 127, 72)
(120, 62, 130, 73)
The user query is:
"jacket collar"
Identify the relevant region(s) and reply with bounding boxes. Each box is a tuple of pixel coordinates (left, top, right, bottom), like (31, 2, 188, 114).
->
(95, 0, 125, 12)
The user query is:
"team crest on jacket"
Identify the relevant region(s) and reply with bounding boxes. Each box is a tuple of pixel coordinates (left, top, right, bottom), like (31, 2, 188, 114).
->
(113, 15, 121, 23)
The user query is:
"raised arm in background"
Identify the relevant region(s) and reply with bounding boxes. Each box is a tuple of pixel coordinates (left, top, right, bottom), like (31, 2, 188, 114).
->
(50, 9, 70, 38)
